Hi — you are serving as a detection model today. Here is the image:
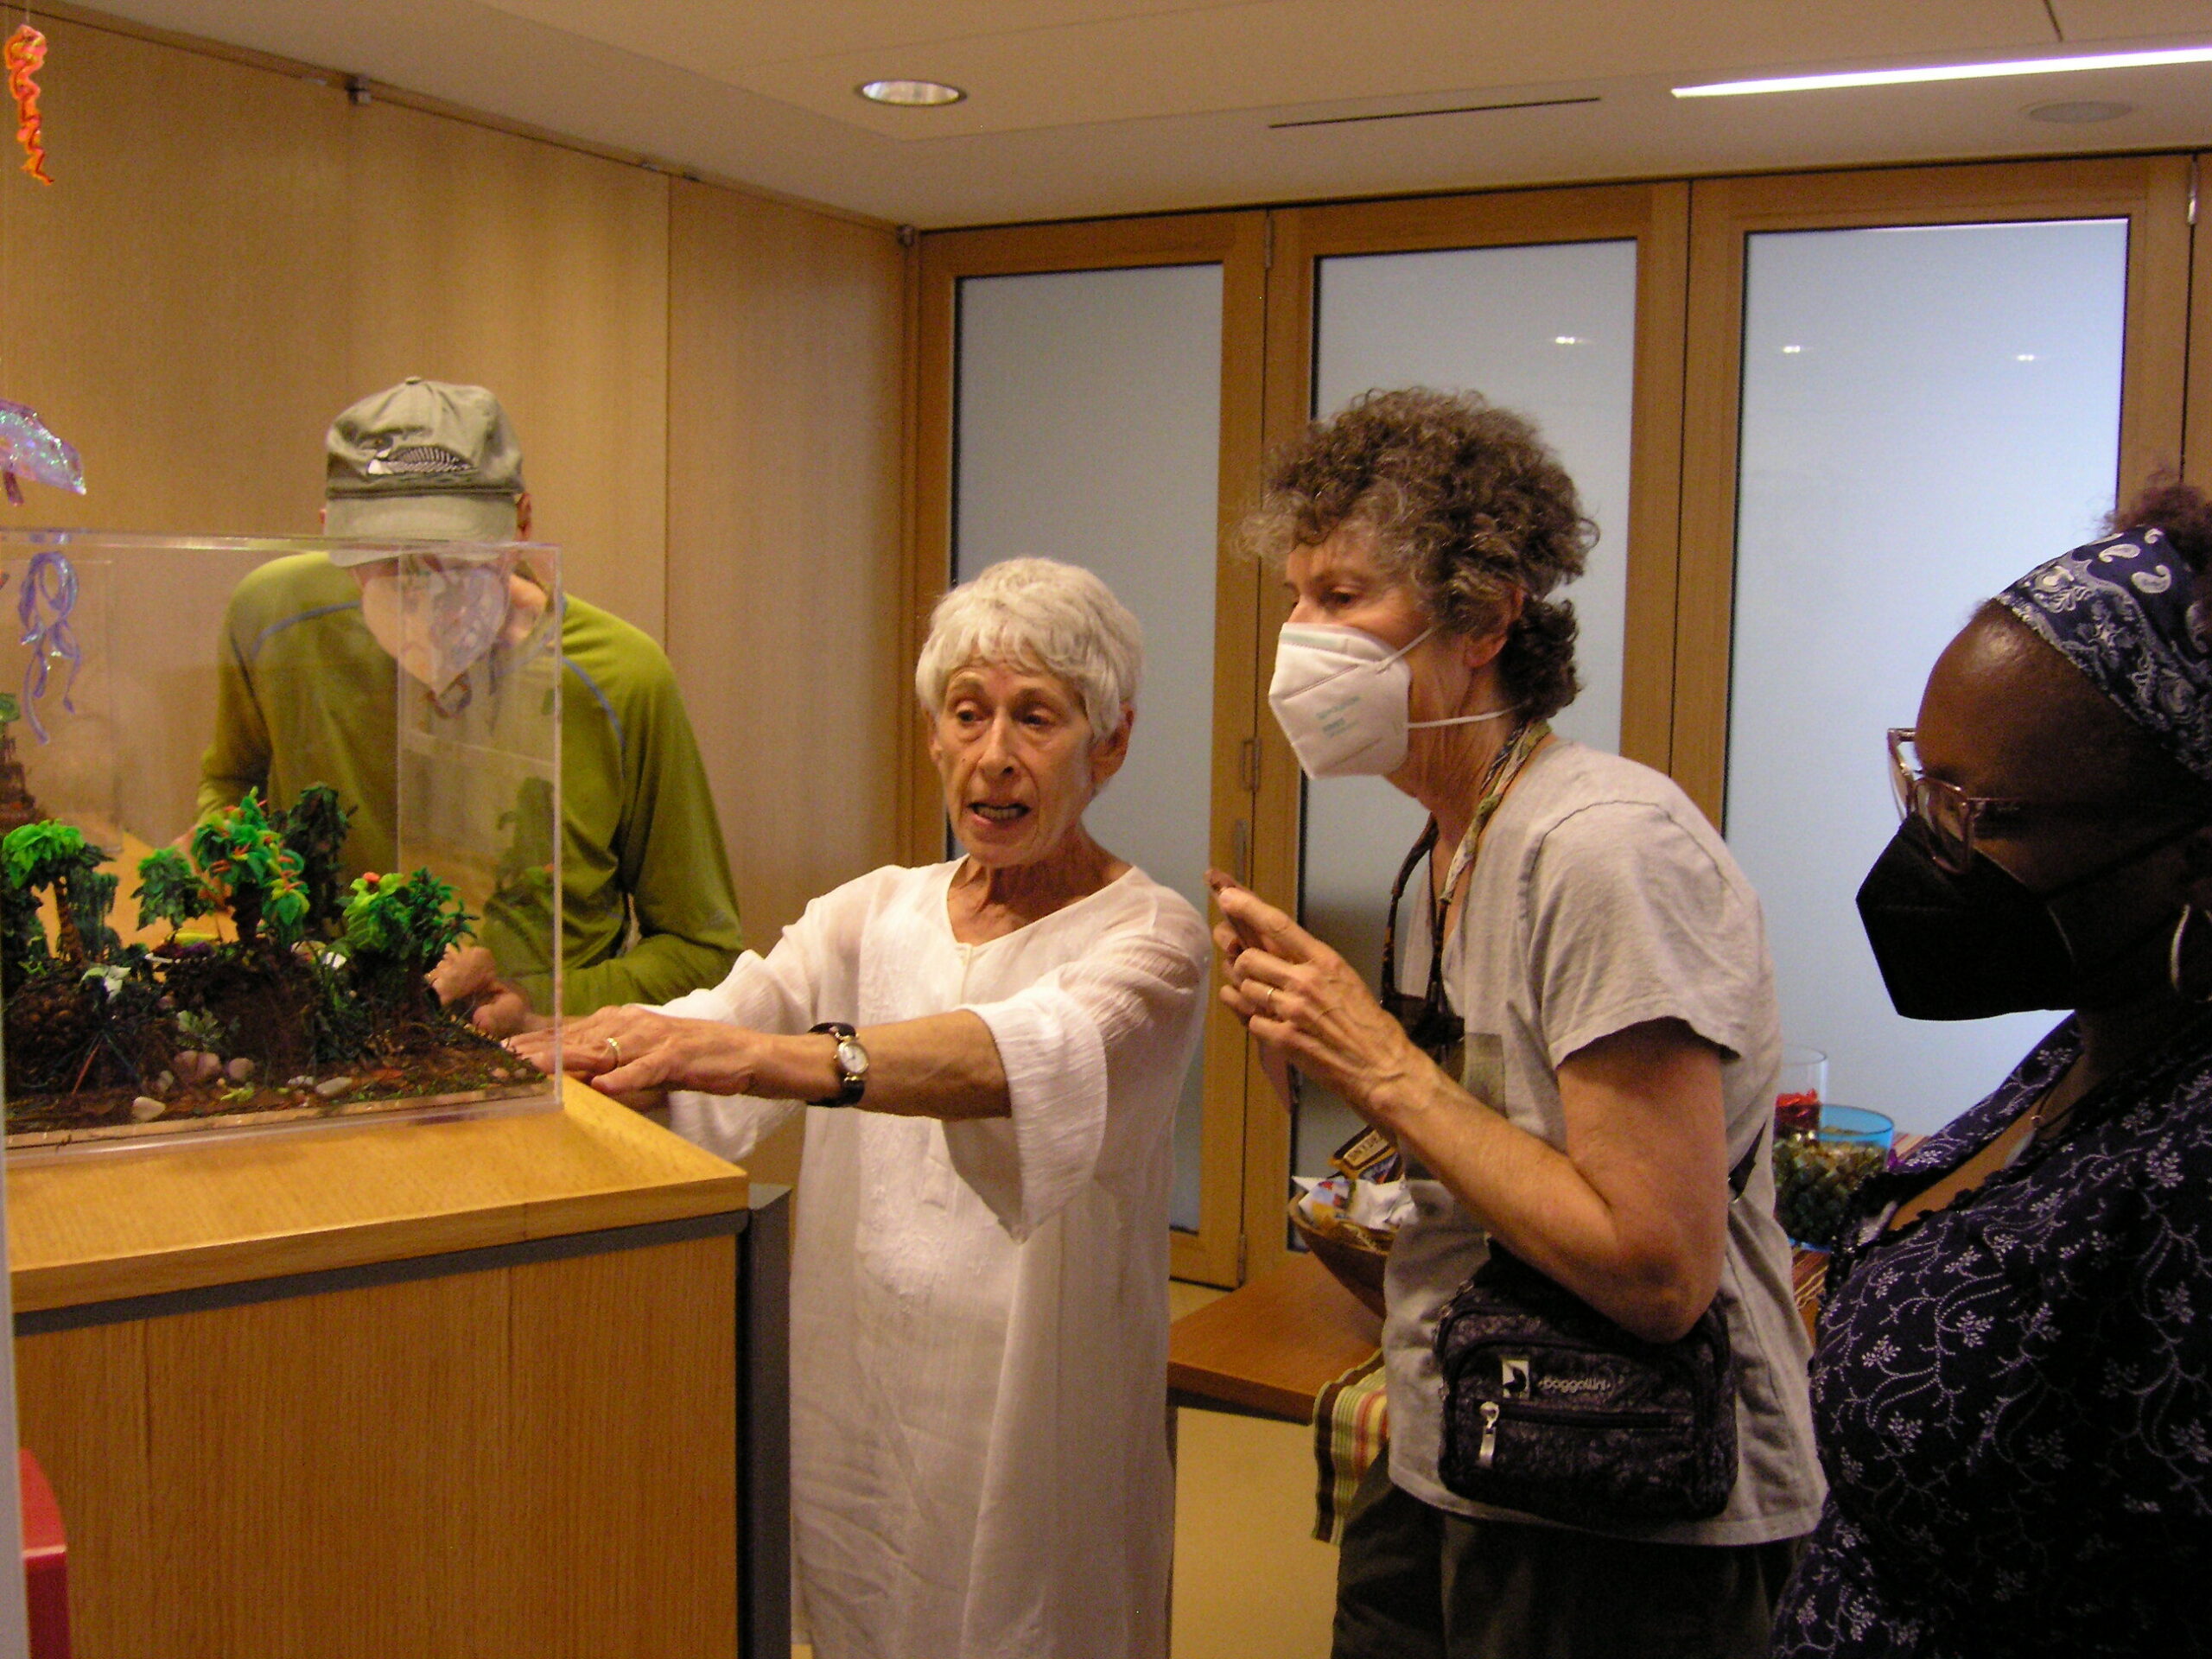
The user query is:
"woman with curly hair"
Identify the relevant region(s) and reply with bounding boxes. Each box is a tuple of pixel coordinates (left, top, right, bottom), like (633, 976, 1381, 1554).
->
(1211, 389, 1823, 1657)
(1771, 484, 2212, 1656)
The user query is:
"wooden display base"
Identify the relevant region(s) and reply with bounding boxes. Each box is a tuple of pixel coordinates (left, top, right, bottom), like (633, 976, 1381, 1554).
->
(9, 1077, 789, 1659)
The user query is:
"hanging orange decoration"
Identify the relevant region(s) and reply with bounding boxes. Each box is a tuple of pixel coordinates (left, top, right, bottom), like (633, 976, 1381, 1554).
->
(4, 23, 50, 185)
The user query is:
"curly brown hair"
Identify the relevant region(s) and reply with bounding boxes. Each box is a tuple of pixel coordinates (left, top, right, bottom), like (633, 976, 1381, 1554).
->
(1243, 388, 1593, 719)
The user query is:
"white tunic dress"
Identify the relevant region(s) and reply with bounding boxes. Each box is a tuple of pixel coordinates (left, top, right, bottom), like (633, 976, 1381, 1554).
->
(663, 860, 1209, 1659)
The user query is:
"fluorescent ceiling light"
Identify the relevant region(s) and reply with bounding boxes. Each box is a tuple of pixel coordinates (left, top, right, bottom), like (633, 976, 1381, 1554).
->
(858, 79, 965, 107)
(1675, 44, 2212, 98)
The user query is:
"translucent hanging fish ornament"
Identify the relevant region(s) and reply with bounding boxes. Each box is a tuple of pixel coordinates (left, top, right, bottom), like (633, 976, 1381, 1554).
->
(14, 549, 79, 743)
(4, 24, 49, 185)
(0, 399, 82, 506)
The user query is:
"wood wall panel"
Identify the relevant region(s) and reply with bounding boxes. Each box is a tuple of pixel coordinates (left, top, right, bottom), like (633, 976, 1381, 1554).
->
(6, 16, 671, 632)
(665, 179, 907, 951)
(338, 101, 671, 634)
(0, 17, 676, 867)
(1, 18, 348, 538)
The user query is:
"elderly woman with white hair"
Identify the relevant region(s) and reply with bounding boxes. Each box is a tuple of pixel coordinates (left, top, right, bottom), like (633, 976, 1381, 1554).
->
(512, 556, 1209, 1659)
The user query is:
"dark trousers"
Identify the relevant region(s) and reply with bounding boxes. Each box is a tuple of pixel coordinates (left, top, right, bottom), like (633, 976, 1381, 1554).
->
(1332, 1459, 1799, 1659)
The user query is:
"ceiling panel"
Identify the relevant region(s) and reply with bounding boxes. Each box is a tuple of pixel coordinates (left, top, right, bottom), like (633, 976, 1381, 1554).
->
(69, 0, 2212, 226)
(469, 0, 1253, 71)
(2053, 1, 2212, 38)
(469, 0, 2061, 137)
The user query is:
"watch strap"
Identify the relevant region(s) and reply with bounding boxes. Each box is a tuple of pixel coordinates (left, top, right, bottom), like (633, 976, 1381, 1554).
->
(807, 1021, 866, 1106)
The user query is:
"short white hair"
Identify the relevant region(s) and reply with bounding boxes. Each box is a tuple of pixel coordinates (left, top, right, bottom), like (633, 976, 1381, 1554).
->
(914, 558, 1142, 741)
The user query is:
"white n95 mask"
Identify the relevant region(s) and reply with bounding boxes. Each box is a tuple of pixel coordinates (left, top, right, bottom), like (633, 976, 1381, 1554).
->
(358, 564, 510, 695)
(1268, 623, 1509, 779)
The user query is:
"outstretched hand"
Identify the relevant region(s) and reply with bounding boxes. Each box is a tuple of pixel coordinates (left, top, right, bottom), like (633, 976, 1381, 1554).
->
(506, 1005, 773, 1113)
(1206, 869, 1430, 1119)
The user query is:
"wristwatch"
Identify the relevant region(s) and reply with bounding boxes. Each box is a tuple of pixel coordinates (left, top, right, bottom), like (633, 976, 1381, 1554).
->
(807, 1022, 869, 1106)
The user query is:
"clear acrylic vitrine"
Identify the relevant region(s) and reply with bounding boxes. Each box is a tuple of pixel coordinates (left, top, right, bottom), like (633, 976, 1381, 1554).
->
(0, 530, 563, 1159)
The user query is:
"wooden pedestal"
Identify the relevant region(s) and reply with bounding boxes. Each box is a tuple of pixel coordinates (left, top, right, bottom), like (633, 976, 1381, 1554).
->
(8, 1078, 788, 1659)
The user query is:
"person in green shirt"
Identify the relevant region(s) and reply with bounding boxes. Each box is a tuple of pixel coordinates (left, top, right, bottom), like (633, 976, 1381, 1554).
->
(200, 378, 743, 1030)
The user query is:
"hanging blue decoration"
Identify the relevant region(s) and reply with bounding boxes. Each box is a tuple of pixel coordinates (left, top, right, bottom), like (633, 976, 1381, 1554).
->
(16, 550, 79, 742)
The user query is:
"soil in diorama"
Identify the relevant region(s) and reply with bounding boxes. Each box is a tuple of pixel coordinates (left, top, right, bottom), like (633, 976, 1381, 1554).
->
(2, 784, 543, 1144)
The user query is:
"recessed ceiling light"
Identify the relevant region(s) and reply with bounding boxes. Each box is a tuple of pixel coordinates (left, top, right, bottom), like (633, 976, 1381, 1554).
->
(1675, 44, 2212, 98)
(1554, 335, 1582, 346)
(2027, 99, 2135, 124)
(1782, 344, 1803, 354)
(858, 79, 965, 107)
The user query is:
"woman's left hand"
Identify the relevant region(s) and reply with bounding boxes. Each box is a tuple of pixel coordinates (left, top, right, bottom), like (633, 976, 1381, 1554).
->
(506, 1005, 773, 1110)
(1208, 874, 1432, 1121)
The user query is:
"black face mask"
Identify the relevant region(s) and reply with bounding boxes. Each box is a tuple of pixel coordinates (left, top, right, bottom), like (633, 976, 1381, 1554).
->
(1856, 823, 2188, 1020)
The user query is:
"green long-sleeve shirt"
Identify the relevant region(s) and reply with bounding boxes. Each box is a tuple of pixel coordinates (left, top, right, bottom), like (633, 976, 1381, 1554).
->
(200, 552, 742, 1013)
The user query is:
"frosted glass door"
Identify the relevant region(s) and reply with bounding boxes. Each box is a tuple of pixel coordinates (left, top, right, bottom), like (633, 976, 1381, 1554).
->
(1726, 219, 2128, 1135)
(954, 264, 1223, 1230)
(1294, 241, 1639, 1182)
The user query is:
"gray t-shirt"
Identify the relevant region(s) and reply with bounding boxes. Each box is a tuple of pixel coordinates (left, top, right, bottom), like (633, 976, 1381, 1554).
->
(1381, 740, 1826, 1545)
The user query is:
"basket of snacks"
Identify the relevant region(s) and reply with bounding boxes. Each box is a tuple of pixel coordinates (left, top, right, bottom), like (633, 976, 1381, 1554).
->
(1291, 1172, 1410, 1318)
(1774, 1104, 1895, 1253)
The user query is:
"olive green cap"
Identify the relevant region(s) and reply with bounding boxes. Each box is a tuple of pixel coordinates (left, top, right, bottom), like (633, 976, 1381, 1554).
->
(322, 378, 525, 557)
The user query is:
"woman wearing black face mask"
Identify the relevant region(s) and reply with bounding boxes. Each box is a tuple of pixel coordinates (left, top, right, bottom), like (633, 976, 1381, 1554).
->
(1772, 486, 2212, 1658)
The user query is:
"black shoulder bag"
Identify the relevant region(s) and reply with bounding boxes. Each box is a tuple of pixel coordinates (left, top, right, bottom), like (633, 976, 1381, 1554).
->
(1430, 1136, 1761, 1529)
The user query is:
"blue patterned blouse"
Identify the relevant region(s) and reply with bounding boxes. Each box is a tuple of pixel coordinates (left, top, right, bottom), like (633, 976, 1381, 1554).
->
(1771, 1017, 2212, 1658)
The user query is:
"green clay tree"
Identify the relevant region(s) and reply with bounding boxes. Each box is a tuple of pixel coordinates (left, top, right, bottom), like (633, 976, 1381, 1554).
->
(342, 868, 475, 1021)
(133, 847, 215, 939)
(273, 784, 352, 938)
(3, 820, 111, 963)
(67, 868, 121, 962)
(191, 791, 310, 951)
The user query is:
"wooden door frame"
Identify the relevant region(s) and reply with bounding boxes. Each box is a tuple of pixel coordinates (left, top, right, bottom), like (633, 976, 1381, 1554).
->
(1674, 156, 2195, 827)
(909, 212, 1268, 1285)
(1243, 181, 1693, 1278)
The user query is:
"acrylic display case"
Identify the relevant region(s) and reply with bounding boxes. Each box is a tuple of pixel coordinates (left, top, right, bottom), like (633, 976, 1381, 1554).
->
(0, 529, 563, 1158)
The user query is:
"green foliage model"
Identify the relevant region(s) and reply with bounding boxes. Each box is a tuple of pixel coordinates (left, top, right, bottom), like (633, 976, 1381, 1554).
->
(342, 868, 475, 973)
(3, 819, 110, 963)
(2, 785, 506, 1117)
(132, 847, 214, 938)
(273, 784, 352, 938)
(190, 791, 310, 950)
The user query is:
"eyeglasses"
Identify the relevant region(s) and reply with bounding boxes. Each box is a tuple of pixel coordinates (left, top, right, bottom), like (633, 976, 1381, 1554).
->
(1887, 728, 2197, 874)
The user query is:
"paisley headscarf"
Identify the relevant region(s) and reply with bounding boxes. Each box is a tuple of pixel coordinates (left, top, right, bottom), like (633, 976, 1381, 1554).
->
(1995, 525, 2212, 784)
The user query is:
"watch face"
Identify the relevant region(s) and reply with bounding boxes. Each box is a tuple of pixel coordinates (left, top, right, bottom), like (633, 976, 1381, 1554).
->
(836, 1038, 869, 1079)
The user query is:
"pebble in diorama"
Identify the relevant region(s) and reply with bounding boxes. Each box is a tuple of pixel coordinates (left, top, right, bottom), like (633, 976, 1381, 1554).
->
(1, 781, 540, 1151)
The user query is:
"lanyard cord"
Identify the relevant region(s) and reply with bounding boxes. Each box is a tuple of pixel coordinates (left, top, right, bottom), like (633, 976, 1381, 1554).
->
(1378, 718, 1550, 1008)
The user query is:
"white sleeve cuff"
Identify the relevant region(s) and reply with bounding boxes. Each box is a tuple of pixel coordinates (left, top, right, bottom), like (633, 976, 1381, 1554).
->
(944, 987, 1109, 1242)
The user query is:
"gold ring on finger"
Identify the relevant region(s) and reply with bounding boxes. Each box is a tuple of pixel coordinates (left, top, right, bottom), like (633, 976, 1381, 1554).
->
(605, 1036, 622, 1065)
(1266, 984, 1278, 1018)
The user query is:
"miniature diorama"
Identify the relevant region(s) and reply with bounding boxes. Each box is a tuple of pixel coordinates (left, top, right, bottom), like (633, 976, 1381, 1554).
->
(0, 529, 563, 1157)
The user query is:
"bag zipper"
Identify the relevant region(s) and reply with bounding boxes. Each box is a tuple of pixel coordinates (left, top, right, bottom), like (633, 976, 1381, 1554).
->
(1485, 1398, 1681, 1428)
(1475, 1395, 1684, 1471)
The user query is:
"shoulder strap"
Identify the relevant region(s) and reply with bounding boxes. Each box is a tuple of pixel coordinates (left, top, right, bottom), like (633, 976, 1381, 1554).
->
(1727, 1116, 1766, 1201)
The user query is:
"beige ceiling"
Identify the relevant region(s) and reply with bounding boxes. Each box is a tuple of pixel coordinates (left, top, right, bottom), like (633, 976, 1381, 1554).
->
(85, 0, 2212, 225)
